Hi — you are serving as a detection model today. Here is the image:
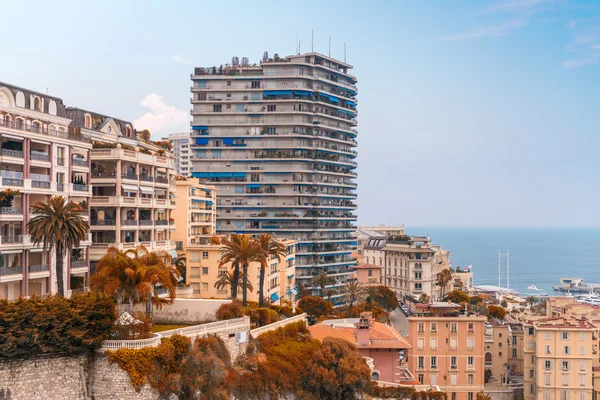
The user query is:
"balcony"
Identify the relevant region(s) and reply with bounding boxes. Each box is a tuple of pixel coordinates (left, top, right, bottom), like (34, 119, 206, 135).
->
(139, 175, 154, 182)
(1, 149, 23, 159)
(122, 173, 138, 180)
(0, 119, 91, 143)
(57, 183, 65, 192)
(155, 176, 169, 184)
(139, 220, 154, 226)
(71, 260, 88, 270)
(155, 220, 168, 226)
(0, 207, 22, 215)
(28, 264, 49, 273)
(91, 219, 116, 226)
(0, 266, 22, 276)
(72, 184, 89, 192)
(72, 158, 88, 168)
(30, 153, 49, 162)
(0, 235, 22, 244)
(92, 171, 117, 178)
(31, 180, 51, 189)
(2, 177, 23, 187)
(122, 219, 138, 226)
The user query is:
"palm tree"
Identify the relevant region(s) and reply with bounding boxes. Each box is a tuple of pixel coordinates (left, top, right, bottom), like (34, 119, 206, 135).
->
(312, 271, 336, 299)
(219, 234, 261, 306)
(256, 233, 287, 306)
(90, 246, 179, 313)
(324, 288, 338, 303)
(366, 286, 382, 305)
(436, 268, 453, 299)
(214, 271, 254, 297)
(526, 296, 536, 310)
(217, 234, 242, 300)
(344, 281, 367, 317)
(27, 196, 89, 297)
(174, 254, 187, 285)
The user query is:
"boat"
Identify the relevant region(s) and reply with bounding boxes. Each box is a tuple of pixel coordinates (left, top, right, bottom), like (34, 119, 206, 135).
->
(554, 278, 600, 293)
(527, 285, 540, 291)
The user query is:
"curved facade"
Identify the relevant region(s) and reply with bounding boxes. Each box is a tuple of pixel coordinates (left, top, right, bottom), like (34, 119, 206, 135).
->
(189, 53, 358, 304)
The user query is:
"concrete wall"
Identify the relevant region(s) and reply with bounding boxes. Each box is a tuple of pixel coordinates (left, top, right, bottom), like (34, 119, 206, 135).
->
(134, 298, 232, 324)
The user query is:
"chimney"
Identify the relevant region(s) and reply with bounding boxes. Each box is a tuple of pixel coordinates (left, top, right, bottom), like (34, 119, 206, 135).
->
(355, 312, 373, 345)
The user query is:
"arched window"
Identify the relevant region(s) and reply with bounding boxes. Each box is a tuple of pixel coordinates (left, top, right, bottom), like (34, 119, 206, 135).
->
(32, 121, 41, 133)
(499, 333, 503, 338)
(126, 126, 132, 138)
(85, 114, 92, 129)
(485, 352, 492, 363)
(499, 352, 502, 357)
(127, 165, 136, 175)
(371, 372, 379, 381)
(15, 118, 24, 129)
(33, 97, 41, 111)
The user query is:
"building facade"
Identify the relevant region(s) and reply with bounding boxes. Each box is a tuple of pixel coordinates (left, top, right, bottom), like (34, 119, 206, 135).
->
(407, 303, 486, 400)
(364, 235, 451, 302)
(65, 108, 177, 268)
(189, 52, 358, 305)
(355, 262, 382, 286)
(166, 132, 192, 176)
(0, 82, 93, 299)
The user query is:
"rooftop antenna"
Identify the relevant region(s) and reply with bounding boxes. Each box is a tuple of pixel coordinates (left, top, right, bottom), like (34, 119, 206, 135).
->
(312, 29, 314, 52)
(299, 39, 301, 54)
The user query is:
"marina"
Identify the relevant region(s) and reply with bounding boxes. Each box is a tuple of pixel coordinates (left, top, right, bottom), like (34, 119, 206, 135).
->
(553, 277, 600, 293)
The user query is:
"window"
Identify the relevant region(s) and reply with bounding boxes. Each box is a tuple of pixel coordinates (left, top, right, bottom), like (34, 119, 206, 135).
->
(468, 356, 474, 367)
(202, 267, 208, 275)
(545, 361, 551, 370)
(418, 323, 424, 334)
(431, 374, 437, 385)
(418, 374, 424, 384)
(468, 374, 474, 385)
(450, 337, 458, 350)
(546, 332, 551, 340)
(512, 336, 517, 345)
(580, 346, 586, 355)
(562, 391, 568, 400)
(580, 375, 586, 387)
(467, 338, 475, 350)
(450, 322, 457, 334)
(201, 282, 208, 291)
(580, 392, 586, 400)
(450, 374, 457, 385)
(418, 356, 424, 368)
(499, 352, 502, 357)
(580, 360, 586, 371)
(499, 333, 503, 338)
(530, 369, 534, 378)
(562, 361, 569, 371)
(417, 338, 424, 350)
(368, 269, 372, 277)
(563, 346, 570, 355)
(213, 104, 222, 112)
(430, 356, 437, 369)
(415, 283, 422, 290)
(545, 390, 551, 400)
(563, 374, 569, 387)
(431, 322, 437, 333)
(529, 327, 535, 335)
(562, 332, 569, 340)
(580, 332, 586, 340)
(202, 251, 209, 259)
(468, 322, 474, 333)
(267, 105, 276, 112)
(546, 345, 551, 354)
(452, 394, 456, 400)
(450, 356, 457, 369)
(512, 349, 517, 357)
(227, 81, 231, 86)
(499, 342, 503, 348)
(545, 374, 551, 386)
(251, 80, 260, 88)
(531, 355, 535, 364)
(530, 384, 535, 394)
(430, 338, 438, 350)
(468, 393, 474, 400)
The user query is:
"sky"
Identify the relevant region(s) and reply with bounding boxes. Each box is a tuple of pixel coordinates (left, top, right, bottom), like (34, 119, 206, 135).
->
(1, 0, 599, 228)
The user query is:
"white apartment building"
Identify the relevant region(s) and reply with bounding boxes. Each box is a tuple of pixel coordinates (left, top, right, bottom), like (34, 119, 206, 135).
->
(167, 132, 192, 176)
(363, 234, 451, 301)
(65, 108, 177, 268)
(0, 82, 93, 299)
(189, 52, 358, 305)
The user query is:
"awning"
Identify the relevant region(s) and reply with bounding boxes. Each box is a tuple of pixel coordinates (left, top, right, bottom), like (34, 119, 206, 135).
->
(121, 184, 139, 192)
(346, 100, 356, 107)
(264, 90, 292, 96)
(223, 138, 234, 145)
(270, 293, 280, 302)
(338, 109, 356, 116)
(170, 250, 178, 258)
(294, 90, 314, 97)
(247, 184, 261, 188)
(206, 201, 214, 206)
(202, 188, 212, 193)
(196, 138, 209, 145)
(319, 93, 339, 103)
(192, 199, 208, 203)
(287, 274, 295, 279)
(93, 182, 116, 187)
(192, 125, 208, 131)
(139, 186, 154, 195)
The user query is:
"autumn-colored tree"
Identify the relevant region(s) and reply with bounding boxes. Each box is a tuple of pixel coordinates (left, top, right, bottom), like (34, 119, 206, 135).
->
(298, 296, 333, 323)
(312, 271, 336, 299)
(27, 196, 89, 296)
(418, 293, 430, 303)
(436, 268, 453, 298)
(488, 304, 507, 321)
(476, 391, 492, 400)
(470, 295, 484, 305)
(445, 289, 471, 305)
(256, 233, 287, 307)
(215, 300, 244, 321)
(367, 286, 399, 311)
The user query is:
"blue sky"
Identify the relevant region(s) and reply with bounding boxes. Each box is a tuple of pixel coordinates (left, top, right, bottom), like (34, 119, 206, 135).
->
(1, 0, 599, 227)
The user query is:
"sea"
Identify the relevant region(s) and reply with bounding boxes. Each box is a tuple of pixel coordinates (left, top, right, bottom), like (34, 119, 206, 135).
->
(404, 227, 600, 297)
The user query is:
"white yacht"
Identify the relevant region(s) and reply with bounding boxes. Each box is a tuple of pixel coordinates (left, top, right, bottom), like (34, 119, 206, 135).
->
(528, 285, 540, 291)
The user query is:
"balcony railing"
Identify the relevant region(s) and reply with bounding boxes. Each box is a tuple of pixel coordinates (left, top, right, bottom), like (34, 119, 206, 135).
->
(57, 158, 65, 166)
(72, 184, 89, 192)
(32, 180, 51, 189)
(2, 178, 23, 186)
(1, 149, 23, 158)
(71, 260, 88, 269)
(155, 176, 169, 183)
(30, 153, 49, 162)
(139, 220, 154, 226)
(139, 175, 154, 182)
(57, 183, 65, 192)
(0, 207, 22, 215)
(72, 158, 88, 167)
(122, 220, 138, 226)
(0, 119, 91, 143)
(0, 235, 22, 244)
(29, 264, 49, 273)
(0, 266, 22, 276)
(92, 171, 117, 178)
(91, 219, 116, 226)
(155, 220, 168, 226)
(122, 173, 138, 180)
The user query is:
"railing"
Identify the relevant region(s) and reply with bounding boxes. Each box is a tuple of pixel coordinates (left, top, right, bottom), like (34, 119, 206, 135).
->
(155, 220, 168, 226)
(72, 158, 88, 167)
(92, 171, 117, 178)
(0, 207, 22, 215)
(250, 314, 307, 337)
(72, 184, 89, 191)
(100, 334, 163, 351)
(71, 260, 88, 269)
(91, 219, 116, 226)
(160, 316, 250, 339)
(0, 235, 22, 244)
(122, 173, 138, 180)
(139, 220, 153, 226)
(1, 120, 89, 142)
(32, 180, 51, 189)
(0, 266, 22, 276)
(139, 175, 154, 182)
(57, 158, 65, 166)
(2, 178, 23, 186)
(122, 220, 138, 226)
(155, 176, 169, 183)
(57, 183, 65, 192)
(1, 149, 23, 158)
(30, 153, 49, 162)
(29, 264, 49, 273)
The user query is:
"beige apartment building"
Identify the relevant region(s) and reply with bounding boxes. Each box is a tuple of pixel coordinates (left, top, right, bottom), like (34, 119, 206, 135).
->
(0, 82, 93, 299)
(65, 108, 177, 268)
(523, 316, 597, 400)
(485, 323, 512, 382)
(363, 234, 451, 301)
(508, 322, 525, 376)
(407, 303, 486, 400)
